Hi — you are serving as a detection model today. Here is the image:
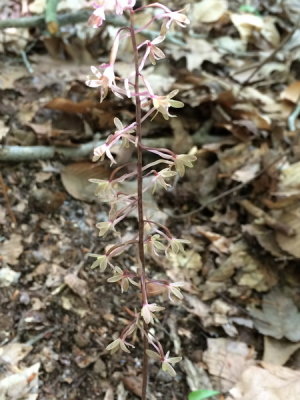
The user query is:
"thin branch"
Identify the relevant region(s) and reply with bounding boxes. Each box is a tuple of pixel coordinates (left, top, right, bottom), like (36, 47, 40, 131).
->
(129, 11, 149, 400)
(45, 0, 60, 34)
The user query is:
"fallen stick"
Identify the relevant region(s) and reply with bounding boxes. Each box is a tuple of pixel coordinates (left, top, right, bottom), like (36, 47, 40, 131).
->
(0, 10, 185, 45)
(0, 10, 91, 29)
(0, 126, 218, 162)
(0, 138, 173, 162)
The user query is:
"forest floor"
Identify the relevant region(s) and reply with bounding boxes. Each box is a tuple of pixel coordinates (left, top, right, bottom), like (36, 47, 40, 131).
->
(1, 1, 300, 399)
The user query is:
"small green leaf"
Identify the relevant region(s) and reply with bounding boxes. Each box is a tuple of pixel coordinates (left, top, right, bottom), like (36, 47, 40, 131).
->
(188, 389, 220, 400)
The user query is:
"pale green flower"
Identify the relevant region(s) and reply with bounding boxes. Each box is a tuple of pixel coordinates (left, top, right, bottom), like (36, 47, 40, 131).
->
(87, 253, 108, 271)
(141, 303, 165, 324)
(168, 237, 190, 254)
(162, 351, 182, 377)
(106, 337, 132, 353)
(96, 221, 113, 237)
(153, 168, 177, 192)
(89, 178, 116, 201)
(144, 234, 166, 256)
(152, 90, 184, 120)
(107, 266, 138, 292)
(174, 154, 197, 177)
(146, 349, 182, 377)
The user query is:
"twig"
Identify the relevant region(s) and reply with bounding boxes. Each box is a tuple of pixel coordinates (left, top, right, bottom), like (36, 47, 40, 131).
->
(0, 10, 184, 45)
(0, 128, 217, 162)
(0, 139, 168, 162)
(288, 102, 300, 131)
(0, 172, 17, 224)
(0, 10, 91, 29)
(20, 50, 34, 74)
(45, 0, 60, 35)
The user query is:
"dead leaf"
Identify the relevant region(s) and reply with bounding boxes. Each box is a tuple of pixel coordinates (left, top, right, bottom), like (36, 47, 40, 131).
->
(29, 0, 46, 14)
(250, 289, 300, 342)
(170, 38, 221, 71)
(64, 273, 88, 299)
(192, 0, 228, 24)
(0, 362, 40, 400)
(280, 81, 300, 103)
(0, 267, 20, 288)
(230, 14, 280, 46)
(263, 336, 300, 366)
(123, 375, 142, 398)
(0, 342, 32, 365)
(203, 338, 256, 391)
(276, 205, 300, 258)
(0, 120, 9, 140)
(182, 358, 213, 392)
(0, 234, 23, 265)
(61, 162, 111, 202)
(227, 363, 300, 400)
(45, 98, 97, 114)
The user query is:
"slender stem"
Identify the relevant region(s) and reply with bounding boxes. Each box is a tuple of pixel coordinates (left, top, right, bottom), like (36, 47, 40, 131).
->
(129, 11, 149, 400)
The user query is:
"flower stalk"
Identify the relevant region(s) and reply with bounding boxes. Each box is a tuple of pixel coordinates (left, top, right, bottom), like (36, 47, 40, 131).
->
(129, 11, 149, 398)
(85, 2, 195, 399)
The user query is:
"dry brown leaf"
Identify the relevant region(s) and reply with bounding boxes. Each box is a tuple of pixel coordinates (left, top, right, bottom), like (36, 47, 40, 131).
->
(170, 38, 221, 71)
(182, 358, 213, 392)
(203, 338, 256, 391)
(0, 120, 9, 140)
(227, 363, 300, 400)
(29, 0, 46, 13)
(45, 98, 98, 114)
(276, 205, 300, 258)
(123, 375, 142, 398)
(61, 162, 111, 202)
(0, 343, 32, 365)
(280, 81, 300, 103)
(0, 65, 28, 90)
(263, 337, 300, 366)
(192, 0, 228, 24)
(230, 14, 280, 46)
(0, 234, 23, 265)
(0, 362, 40, 400)
(250, 289, 300, 342)
(277, 161, 300, 197)
(64, 273, 88, 299)
(0, 267, 20, 288)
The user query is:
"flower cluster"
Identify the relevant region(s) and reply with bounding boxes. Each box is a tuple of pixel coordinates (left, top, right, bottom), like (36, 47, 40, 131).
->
(88, 0, 136, 28)
(86, 0, 195, 385)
